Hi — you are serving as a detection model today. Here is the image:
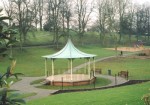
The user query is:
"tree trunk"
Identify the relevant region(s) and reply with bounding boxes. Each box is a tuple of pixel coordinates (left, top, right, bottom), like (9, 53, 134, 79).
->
(128, 34, 131, 46)
(40, 16, 42, 31)
(119, 32, 122, 43)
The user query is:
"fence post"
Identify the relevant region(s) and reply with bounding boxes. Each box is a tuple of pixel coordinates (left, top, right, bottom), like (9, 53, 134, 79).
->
(61, 77, 63, 90)
(115, 74, 117, 85)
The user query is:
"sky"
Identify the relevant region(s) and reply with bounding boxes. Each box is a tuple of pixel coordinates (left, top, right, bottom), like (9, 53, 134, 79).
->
(0, 0, 150, 6)
(0, 0, 150, 9)
(132, 0, 150, 4)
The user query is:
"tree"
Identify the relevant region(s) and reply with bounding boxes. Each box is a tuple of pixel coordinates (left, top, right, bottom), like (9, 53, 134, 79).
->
(32, 0, 40, 31)
(60, 0, 73, 38)
(143, 5, 150, 41)
(75, 0, 94, 44)
(135, 5, 147, 41)
(96, 0, 117, 46)
(125, 3, 135, 44)
(116, 0, 129, 42)
(0, 7, 25, 105)
(96, 0, 109, 45)
(10, 0, 35, 44)
(38, 0, 44, 31)
(44, 0, 73, 44)
(2, 0, 14, 26)
(0, 9, 18, 58)
(45, 0, 63, 47)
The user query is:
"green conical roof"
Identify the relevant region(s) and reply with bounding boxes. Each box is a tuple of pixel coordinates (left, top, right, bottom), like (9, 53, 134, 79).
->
(42, 39, 96, 59)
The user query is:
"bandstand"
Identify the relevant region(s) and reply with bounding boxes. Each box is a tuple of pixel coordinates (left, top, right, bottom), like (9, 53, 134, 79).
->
(42, 39, 96, 86)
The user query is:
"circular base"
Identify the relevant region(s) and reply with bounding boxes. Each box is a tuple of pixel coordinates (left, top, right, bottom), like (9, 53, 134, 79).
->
(46, 74, 96, 86)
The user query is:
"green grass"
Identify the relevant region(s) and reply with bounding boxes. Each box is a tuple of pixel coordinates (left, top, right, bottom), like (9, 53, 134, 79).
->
(0, 46, 117, 76)
(22, 31, 52, 46)
(16, 92, 37, 99)
(27, 81, 150, 105)
(1, 45, 149, 80)
(32, 77, 111, 90)
(95, 57, 150, 80)
(0, 46, 149, 80)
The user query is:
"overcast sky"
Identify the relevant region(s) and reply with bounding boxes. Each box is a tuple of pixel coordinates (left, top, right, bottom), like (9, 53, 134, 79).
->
(0, 0, 150, 6)
(132, 0, 150, 4)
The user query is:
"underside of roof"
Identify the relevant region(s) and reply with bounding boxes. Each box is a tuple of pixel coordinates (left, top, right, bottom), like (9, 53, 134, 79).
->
(42, 39, 96, 59)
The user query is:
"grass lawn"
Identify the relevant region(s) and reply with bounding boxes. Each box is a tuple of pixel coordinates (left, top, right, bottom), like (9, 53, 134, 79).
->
(27, 81, 150, 105)
(0, 46, 149, 80)
(21, 31, 51, 46)
(95, 57, 150, 80)
(0, 46, 117, 76)
(16, 92, 37, 99)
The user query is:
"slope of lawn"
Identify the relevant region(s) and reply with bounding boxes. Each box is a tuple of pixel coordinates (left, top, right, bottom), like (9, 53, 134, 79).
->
(20, 30, 52, 46)
(27, 81, 150, 105)
(95, 57, 150, 80)
(0, 46, 117, 76)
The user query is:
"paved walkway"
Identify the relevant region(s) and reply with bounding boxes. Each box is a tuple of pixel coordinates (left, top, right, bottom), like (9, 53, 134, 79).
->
(10, 75, 127, 101)
(10, 55, 130, 101)
(96, 74, 127, 87)
(10, 77, 58, 101)
(11, 75, 127, 101)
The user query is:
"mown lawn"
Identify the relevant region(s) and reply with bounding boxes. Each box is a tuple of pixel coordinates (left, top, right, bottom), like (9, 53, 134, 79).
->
(1, 45, 149, 80)
(0, 45, 149, 80)
(0, 46, 117, 76)
(95, 57, 150, 80)
(27, 81, 150, 105)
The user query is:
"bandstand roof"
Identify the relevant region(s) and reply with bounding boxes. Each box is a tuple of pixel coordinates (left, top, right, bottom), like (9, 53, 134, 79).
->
(42, 39, 96, 59)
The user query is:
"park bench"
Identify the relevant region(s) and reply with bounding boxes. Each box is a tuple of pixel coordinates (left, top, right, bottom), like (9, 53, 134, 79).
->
(118, 70, 129, 79)
(95, 68, 102, 74)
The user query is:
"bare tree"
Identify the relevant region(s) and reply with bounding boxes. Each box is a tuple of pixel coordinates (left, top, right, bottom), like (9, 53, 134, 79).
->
(135, 5, 145, 41)
(38, 0, 44, 31)
(75, 0, 94, 43)
(60, 0, 73, 38)
(2, 0, 14, 26)
(96, 0, 116, 45)
(32, 0, 39, 31)
(127, 3, 135, 44)
(144, 5, 150, 41)
(96, 0, 107, 44)
(116, 0, 129, 42)
(11, 0, 35, 44)
(45, 0, 63, 46)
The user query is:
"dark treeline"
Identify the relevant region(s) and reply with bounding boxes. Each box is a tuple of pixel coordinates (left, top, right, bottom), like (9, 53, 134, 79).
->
(1, 0, 150, 46)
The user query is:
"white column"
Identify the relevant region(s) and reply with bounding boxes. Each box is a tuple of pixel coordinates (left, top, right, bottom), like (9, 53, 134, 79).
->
(52, 59, 54, 80)
(68, 60, 70, 73)
(45, 58, 47, 78)
(84, 59, 87, 74)
(70, 59, 73, 81)
(88, 58, 91, 79)
(93, 57, 96, 76)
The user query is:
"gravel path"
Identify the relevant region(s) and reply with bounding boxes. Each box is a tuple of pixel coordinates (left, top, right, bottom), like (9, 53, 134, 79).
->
(10, 55, 130, 101)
